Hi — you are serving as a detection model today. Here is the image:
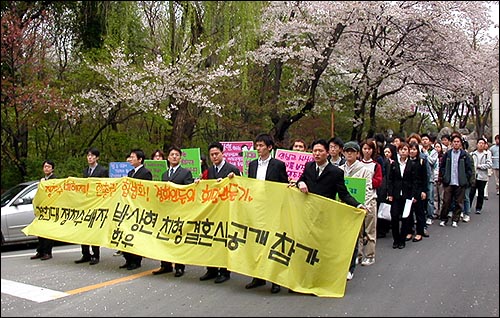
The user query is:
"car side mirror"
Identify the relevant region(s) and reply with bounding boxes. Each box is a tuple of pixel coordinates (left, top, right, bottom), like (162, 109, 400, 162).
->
(13, 198, 32, 206)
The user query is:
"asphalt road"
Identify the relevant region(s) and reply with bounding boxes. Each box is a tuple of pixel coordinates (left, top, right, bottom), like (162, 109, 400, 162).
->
(2, 180, 498, 317)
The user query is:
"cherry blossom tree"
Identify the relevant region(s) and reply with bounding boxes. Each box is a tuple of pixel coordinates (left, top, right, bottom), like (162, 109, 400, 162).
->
(250, 1, 498, 142)
(74, 44, 239, 147)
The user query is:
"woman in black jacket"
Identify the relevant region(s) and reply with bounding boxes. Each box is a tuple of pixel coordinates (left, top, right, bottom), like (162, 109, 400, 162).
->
(387, 143, 419, 249)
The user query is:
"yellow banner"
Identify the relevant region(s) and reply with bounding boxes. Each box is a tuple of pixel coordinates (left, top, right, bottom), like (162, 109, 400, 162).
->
(24, 176, 365, 297)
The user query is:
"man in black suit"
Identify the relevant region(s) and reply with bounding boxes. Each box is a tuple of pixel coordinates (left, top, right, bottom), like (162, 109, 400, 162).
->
(245, 133, 289, 294)
(295, 139, 366, 282)
(199, 141, 241, 284)
(75, 147, 109, 266)
(152, 146, 194, 277)
(30, 160, 58, 261)
(119, 149, 153, 270)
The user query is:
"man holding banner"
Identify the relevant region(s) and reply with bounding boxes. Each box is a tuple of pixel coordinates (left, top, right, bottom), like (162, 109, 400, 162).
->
(120, 149, 152, 270)
(75, 147, 108, 266)
(245, 133, 289, 294)
(295, 139, 367, 282)
(199, 141, 241, 284)
(153, 146, 194, 277)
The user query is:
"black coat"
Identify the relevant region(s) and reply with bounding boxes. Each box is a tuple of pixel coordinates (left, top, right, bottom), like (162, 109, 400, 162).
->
(207, 161, 241, 179)
(248, 158, 288, 183)
(83, 164, 108, 178)
(387, 158, 418, 200)
(128, 165, 153, 180)
(298, 161, 360, 208)
(161, 166, 194, 185)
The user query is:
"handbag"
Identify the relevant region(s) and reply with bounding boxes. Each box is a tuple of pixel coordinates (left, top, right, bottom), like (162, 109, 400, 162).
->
(377, 202, 391, 221)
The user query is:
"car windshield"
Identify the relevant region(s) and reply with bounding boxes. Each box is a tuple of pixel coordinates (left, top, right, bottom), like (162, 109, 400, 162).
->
(1, 184, 31, 207)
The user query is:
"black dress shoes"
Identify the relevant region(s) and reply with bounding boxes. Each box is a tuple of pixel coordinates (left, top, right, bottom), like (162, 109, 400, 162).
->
(40, 254, 52, 260)
(119, 263, 129, 269)
(271, 283, 281, 294)
(392, 242, 399, 249)
(30, 253, 42, 260)
(127, 263, 141, 270)
(398, 242, 406, 249)
(199, 271, 218, 281)
(75, 256, 91, 264)
(214, 274, 230, 284)
(245, 278, 266, 289)
(152, 267, 173, 275)
(89, 257, 99, 265)
(174, 269, 185, 277)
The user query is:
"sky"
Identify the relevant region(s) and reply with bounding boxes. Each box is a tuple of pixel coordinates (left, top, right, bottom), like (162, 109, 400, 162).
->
(490, 3, 499, 37)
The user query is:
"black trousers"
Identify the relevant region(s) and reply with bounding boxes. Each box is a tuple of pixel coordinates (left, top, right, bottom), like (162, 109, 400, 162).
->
(81, 245, 100, 258)
(37, 237, 54, 255)
(160, 261, 184, 271)
(123, 252, 142, 265)
(206, 266, 230, 276)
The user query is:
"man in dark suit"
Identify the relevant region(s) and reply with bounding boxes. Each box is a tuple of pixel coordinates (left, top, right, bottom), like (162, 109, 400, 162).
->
(119, 149, 153, 270)
(295, 139, 366, 282)
(199, 141, 241, 284)
(75, 147, 109, 266)
(30, 160, 58, 261)
(297, 139, 360, 206)
(245, 133, 289, 294)
(152, 146, 194, 277)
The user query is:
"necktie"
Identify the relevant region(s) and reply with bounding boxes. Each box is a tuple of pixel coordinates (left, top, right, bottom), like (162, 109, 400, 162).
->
(89, 167, 93, 176)
(215, 166, 219, 175)
(169, 168, 174, 178)
(316, 167, 320, 179)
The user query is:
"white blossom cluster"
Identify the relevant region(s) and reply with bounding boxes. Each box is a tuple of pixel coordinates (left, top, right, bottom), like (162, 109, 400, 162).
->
(75, 44, 239, 122)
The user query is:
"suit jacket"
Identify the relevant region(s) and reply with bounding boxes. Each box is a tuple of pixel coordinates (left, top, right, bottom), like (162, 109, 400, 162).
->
(387, 158, 418, 200)
(83, 164, 108, 178)
(248, 158, 288, 183)
(161, 166, 194, 185)
(298, 161, 360, 207)
(207, 161, 241, 179)
(128, 165, 153, 180)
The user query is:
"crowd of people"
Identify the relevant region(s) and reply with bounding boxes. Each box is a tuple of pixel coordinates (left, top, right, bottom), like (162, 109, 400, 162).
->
(30, 131, 499, 294)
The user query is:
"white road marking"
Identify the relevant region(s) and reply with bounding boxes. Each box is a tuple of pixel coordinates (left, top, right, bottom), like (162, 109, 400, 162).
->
(1, 279, 69, 303)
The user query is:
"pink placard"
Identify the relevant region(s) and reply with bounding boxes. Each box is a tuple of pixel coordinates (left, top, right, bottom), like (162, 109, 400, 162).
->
(274, 149, 314, 181)
(220, 141, 254, 172)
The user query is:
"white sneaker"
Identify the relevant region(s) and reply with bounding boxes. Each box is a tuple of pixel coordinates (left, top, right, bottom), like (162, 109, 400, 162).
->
(462, 215, 470, 223)
(361, 257, 375, 266)
(452, 221, 458, 228)
(439, 221, 446, 227)
(460, 212, 464, 220)
(447, 211, 452, 217)
(426, 218, 433, 225)
(347, 272, 354, 281)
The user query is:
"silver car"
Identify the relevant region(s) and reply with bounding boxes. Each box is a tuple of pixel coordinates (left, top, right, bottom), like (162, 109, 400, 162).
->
(1, 180, 39, 246)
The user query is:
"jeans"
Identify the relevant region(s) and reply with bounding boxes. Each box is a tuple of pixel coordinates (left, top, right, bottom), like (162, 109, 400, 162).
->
(463, 186, 471, 215)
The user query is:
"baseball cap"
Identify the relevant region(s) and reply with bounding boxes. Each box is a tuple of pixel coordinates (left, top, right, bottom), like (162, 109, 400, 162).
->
(343, 141, 360, 152)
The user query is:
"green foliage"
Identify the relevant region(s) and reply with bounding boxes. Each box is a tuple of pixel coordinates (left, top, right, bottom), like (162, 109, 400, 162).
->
(103, 1, 149, 58)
